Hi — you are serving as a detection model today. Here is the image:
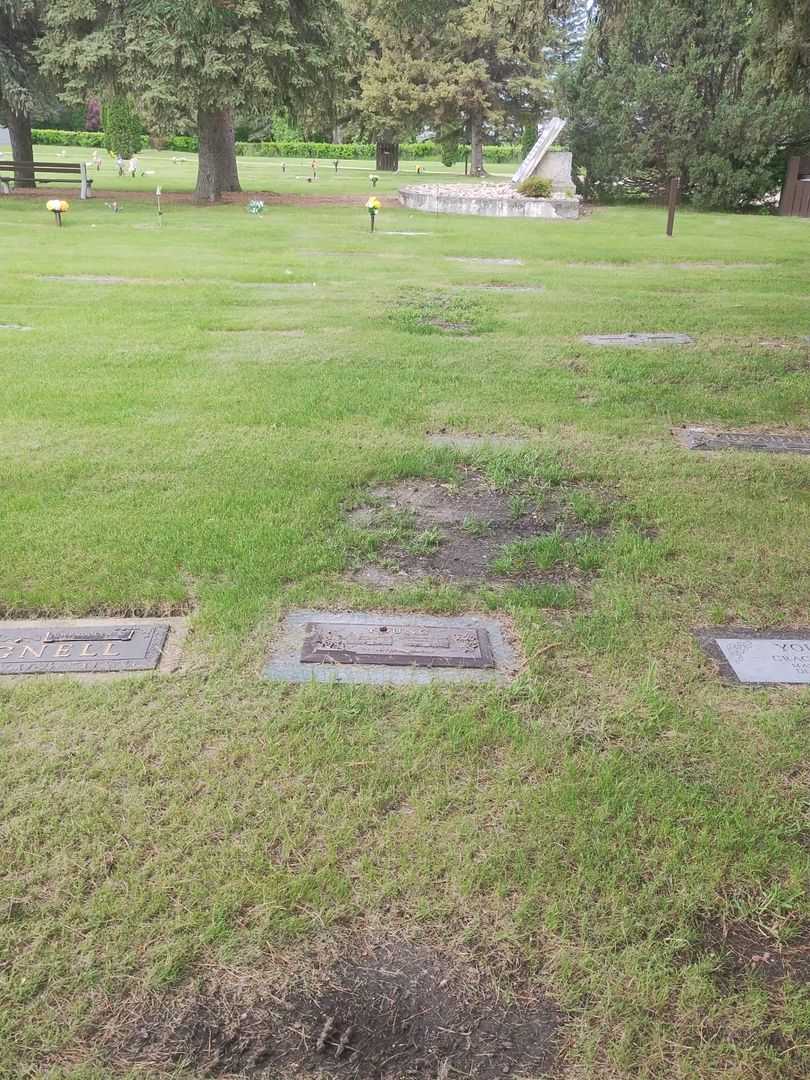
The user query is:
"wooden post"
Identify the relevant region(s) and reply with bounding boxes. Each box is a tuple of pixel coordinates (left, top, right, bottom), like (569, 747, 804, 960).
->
(666, 176, 680, 236)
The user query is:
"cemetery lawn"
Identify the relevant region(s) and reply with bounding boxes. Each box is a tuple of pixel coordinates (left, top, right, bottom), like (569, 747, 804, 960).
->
(23, 143, 515, 198)
(3, 194, 810, 1080)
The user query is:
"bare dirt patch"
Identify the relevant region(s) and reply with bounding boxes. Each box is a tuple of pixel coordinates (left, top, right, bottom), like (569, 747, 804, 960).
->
(348, 466, 610, 588)
(696, 919, 810, 989)
(100, 935, 562, 1079)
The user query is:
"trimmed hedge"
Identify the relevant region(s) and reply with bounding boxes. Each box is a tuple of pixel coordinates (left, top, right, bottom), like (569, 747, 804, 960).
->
(31, 129, 522, 163)
(33, 128, 149, 150)
(234, 139, 520, 162)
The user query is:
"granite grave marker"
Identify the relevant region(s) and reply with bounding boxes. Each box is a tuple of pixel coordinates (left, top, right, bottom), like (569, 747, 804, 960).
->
(697, 629, 810, 684)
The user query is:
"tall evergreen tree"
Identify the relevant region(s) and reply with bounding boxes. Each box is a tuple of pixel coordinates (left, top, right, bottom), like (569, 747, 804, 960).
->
(40, 0, 350, 201)
(0, 0, 40, 183)
(357, 0, 561, 175)
(559, 0, 810, 208)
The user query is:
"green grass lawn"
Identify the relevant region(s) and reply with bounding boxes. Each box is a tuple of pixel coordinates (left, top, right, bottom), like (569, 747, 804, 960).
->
(2, 192, 810, 1079)
(8, 143, 516, 198)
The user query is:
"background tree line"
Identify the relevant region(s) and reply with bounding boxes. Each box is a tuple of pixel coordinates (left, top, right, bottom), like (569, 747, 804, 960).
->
(1, 0, 809, 207)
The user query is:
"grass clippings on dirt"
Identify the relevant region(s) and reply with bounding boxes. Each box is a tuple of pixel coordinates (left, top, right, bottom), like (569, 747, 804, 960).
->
(101, 933, 562, 1080)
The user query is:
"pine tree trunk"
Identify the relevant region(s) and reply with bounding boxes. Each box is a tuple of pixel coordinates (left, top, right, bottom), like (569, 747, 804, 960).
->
(8, 111, 35, 187)
(469, 112, 485, 177)
(220, 108, 241, 193)
(194, 108, 241, 202)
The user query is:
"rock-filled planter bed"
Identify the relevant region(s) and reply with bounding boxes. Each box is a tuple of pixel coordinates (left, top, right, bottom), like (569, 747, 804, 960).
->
(399, 182, 580, 219)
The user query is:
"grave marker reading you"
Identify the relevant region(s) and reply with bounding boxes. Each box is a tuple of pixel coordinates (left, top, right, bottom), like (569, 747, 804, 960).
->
(697, 629, 810, 684)
(0, 622, 170, 675)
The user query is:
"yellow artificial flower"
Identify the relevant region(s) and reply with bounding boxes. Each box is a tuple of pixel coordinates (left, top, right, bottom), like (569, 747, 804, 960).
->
(366, 197, 381, 211)
(46, 199, 70, 212)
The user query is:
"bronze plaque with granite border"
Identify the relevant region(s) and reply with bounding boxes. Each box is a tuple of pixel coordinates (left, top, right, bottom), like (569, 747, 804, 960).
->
(301, 620, 495, 669)
(0, 624, 170, 675)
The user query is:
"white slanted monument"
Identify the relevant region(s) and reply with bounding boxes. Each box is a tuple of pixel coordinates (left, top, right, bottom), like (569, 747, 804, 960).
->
(512, 116, 576, 197)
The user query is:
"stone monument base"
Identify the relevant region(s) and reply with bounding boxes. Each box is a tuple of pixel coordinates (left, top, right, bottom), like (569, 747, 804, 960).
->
(399, 182, 580, 220)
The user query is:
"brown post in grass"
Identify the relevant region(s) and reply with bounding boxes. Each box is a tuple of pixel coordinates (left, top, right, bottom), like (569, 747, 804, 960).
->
(666, 176, 680, 236)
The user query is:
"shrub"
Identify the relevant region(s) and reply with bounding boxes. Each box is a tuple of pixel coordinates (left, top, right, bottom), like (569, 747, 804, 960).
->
(85, 99, 101, 132)
(517, 176, 553, 198)
(32, 128, 106, 147)
(439, 140, 461, 168)
(167, 135, 199, 152)
(102, 99, 144, 158)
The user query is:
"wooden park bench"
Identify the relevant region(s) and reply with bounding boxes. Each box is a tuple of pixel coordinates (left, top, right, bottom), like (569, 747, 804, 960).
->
(0, 160, 93, 199)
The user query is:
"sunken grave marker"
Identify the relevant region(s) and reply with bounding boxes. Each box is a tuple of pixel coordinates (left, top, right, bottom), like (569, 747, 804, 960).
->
(581, 332, 693, 347)
(676, 427, 810, 454)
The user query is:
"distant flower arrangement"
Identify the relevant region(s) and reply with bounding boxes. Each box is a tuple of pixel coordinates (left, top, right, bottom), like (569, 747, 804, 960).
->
(247, 199, 265, 215)
(369, 174, 379, 187)
(46, 198, 69, 225)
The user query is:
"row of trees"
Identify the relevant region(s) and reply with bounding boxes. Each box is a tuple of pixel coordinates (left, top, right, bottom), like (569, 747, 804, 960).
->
(2, 0, 809, 208)
(561, 0, 810, 209)
(1, 0, 569, 200)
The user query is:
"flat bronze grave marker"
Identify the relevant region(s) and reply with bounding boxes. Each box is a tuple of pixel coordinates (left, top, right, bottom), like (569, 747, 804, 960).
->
(697, 629, 810, 684)
(263, 610, 518, 685)
(0, 622, 170, 676)
(677, 427, 810, 454)
(301, 621, 494, 669)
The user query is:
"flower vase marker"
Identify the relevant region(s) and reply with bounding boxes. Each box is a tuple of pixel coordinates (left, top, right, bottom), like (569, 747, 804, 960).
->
(366, 197, 381, 232)
(46, 199, 69, 226)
